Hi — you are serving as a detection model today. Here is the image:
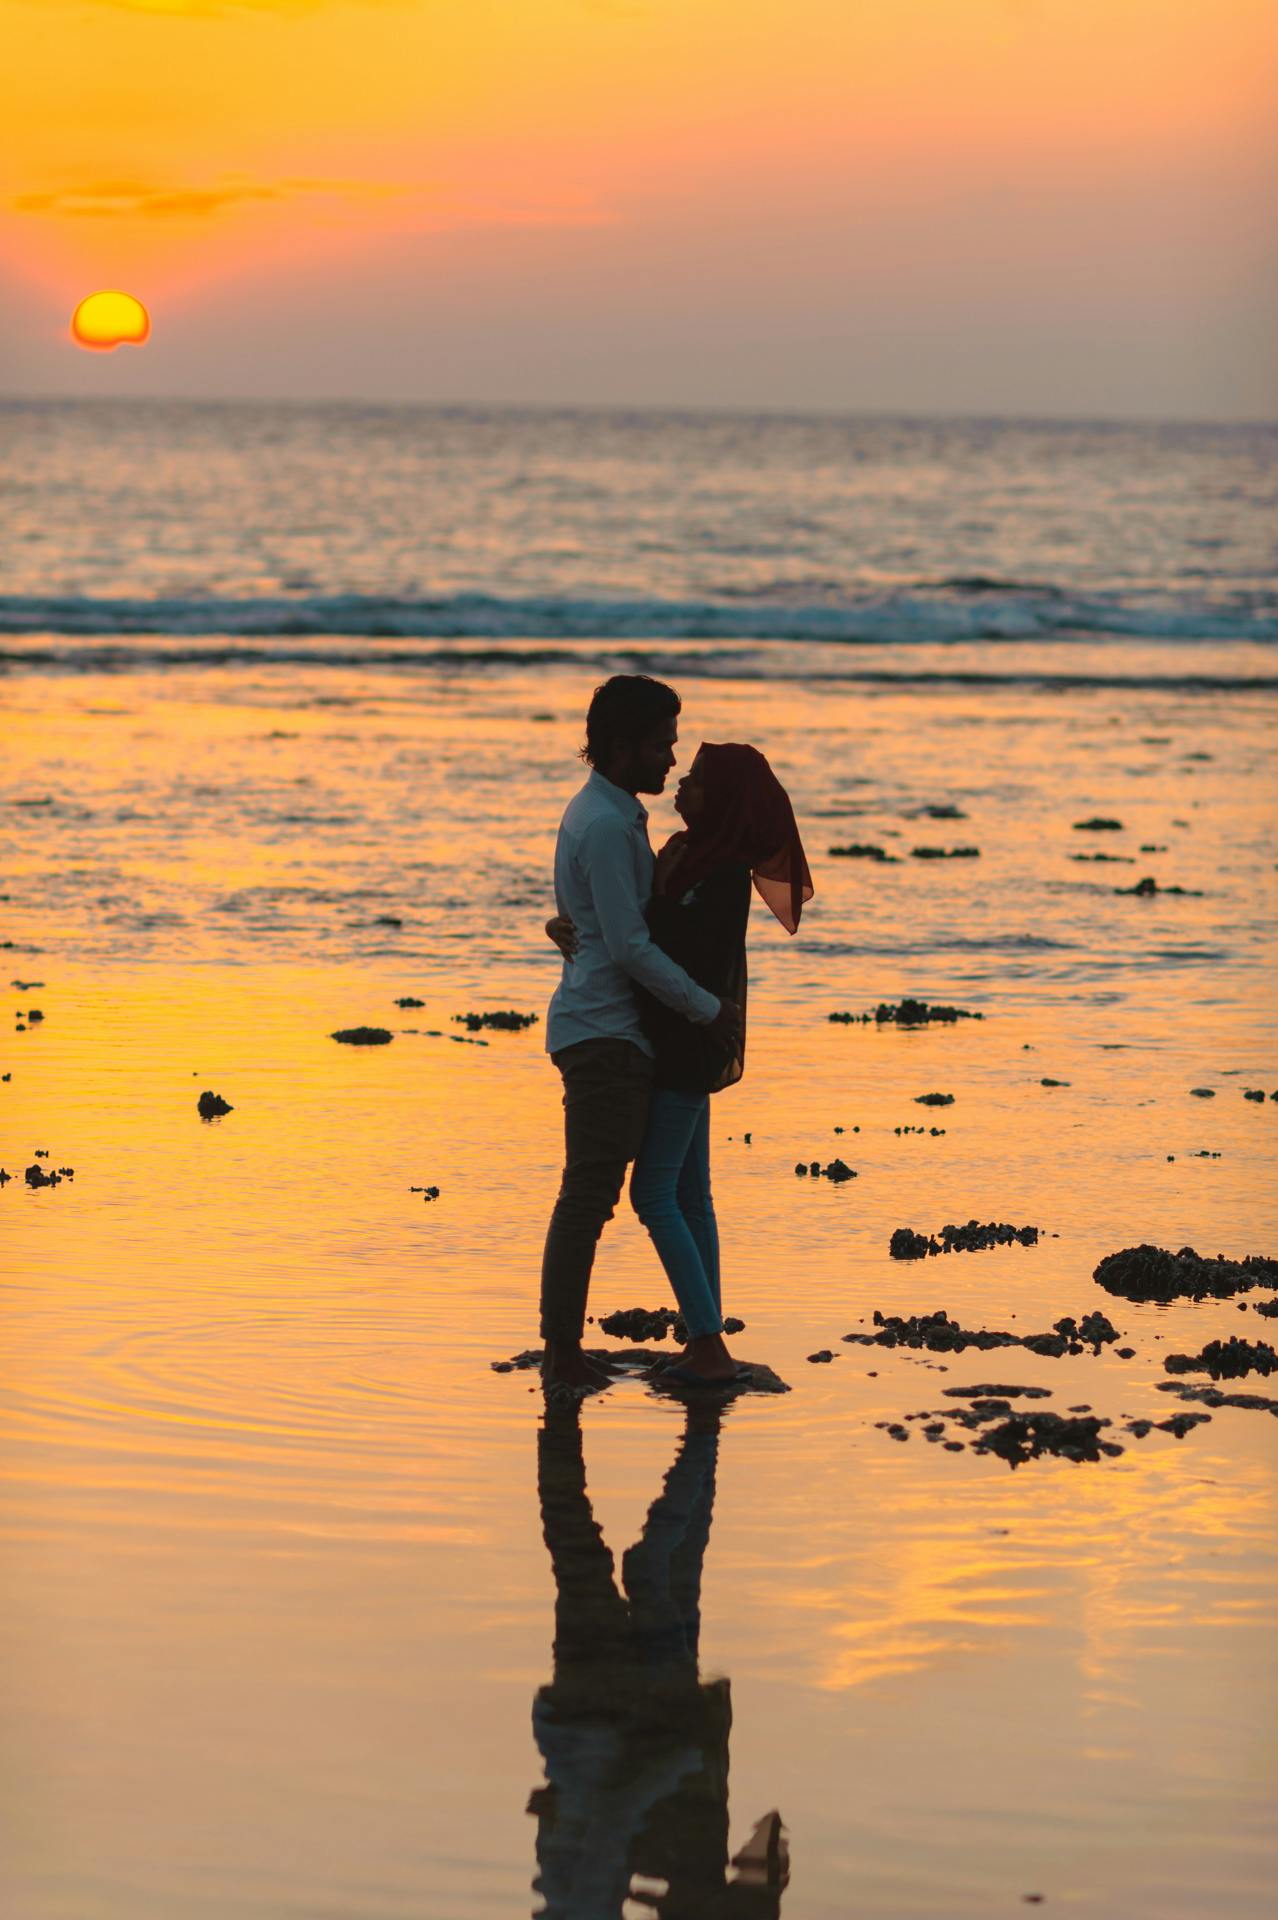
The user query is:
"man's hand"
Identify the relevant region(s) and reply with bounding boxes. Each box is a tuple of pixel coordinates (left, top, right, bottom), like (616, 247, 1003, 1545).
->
(545, 914, 579, 960)
(707, 997, 742, 1045)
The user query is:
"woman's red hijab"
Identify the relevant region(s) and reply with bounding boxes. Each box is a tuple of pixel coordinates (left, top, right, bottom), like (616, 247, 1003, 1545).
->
(667, 742, 813, 933)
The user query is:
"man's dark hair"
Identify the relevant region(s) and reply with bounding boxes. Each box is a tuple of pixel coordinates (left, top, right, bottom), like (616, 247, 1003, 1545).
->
(581, 674, 681, 769)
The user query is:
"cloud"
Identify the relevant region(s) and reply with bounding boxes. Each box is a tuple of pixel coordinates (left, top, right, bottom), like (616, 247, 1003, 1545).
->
(13, 178, 419, 220)
(15, 181, 283, 218)
(60, 0, 651, 13)
(58, 1, 398, 15)
(11, 175, 609, 229)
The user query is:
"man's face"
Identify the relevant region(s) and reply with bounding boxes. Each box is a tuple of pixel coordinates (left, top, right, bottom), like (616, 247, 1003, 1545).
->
(630, 717, 679, 795)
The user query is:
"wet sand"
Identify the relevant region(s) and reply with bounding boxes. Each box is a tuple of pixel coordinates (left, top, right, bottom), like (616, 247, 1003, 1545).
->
(2, 653, 1276, 1917)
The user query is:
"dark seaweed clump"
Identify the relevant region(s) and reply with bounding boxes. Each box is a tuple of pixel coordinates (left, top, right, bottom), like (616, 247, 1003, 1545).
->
(942, 1383, 1052, 1401)
(1124, 1412, 1212, 1440)
(1093, 1243, 1278, 1302)
(453, 1010, 539, 1031)
(888, 1374, 1230, 1461)
(25, 1162, 75, 1188)
(828, 843, 900, 862)
(599, 1306, 686, 1342)
(596, 1306, 746, 1343)
(794, 1158, 857, 1182)
(197, 1090, 232, 1118)
(1164, 1337, 1276, 1381)
(977, 1411, 1121, 1466)
(331, 1026, 394, 1045)
(828, 999, 982, 1026)
(884, 1395, 1122, 1463)
(1158, 1380, 1278, 1417)
(890, 1221, 1039, 1258)
(1115, 876, 1203, 897)
(845, 1307, 1118, 1357)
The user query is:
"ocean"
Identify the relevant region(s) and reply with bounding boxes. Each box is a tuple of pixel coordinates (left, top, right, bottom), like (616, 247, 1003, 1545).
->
(3, 401, 1276, 650)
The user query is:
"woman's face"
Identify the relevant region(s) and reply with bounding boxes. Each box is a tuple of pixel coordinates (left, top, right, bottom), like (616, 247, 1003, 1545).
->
(673, 751, 708, 822)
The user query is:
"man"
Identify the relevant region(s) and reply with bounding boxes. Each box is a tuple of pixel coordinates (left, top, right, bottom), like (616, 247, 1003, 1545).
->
(540, 676, 739, 1393)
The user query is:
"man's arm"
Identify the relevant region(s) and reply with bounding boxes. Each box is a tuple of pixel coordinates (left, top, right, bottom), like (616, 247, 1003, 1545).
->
(582, 817, 721, 1025)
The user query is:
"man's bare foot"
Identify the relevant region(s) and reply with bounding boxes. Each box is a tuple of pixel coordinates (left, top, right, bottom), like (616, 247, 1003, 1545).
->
(662, 1332, 739, 1382)
(541, 1340, 610, 1389)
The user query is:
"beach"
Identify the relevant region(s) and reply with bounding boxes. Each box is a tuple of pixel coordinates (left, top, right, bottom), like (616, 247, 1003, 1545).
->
(2, 404, 1277, 1917)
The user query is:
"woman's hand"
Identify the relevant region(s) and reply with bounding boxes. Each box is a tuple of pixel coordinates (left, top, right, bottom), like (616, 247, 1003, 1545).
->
(545, 913, 579, 961)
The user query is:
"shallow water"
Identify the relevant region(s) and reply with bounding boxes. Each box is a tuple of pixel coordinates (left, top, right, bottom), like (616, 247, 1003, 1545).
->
(2, 649, 1276, 1918)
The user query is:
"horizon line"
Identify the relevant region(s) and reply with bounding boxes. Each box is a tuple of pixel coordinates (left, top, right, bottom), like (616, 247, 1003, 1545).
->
(2, 391, 1276, 432)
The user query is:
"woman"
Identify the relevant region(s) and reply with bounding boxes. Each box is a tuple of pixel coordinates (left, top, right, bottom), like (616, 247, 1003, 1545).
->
(547, 742, 812, 1386)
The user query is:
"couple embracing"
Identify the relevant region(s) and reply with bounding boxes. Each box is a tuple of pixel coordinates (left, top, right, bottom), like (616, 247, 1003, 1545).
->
(539, 674, 812, 1399)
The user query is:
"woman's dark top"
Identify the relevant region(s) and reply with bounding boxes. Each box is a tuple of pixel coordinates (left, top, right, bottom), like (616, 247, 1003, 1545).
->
(635, 861, 751, 1095)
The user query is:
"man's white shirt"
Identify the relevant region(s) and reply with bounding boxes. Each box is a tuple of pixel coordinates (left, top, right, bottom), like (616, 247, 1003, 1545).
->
(545, 771, 721, 1056)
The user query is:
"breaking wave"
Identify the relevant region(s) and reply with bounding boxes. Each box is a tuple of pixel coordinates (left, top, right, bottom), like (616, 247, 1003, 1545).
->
(0, 583, 1276, 645)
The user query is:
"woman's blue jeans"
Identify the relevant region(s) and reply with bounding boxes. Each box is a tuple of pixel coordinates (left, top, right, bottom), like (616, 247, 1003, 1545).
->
(629, 1088, 723, 1339)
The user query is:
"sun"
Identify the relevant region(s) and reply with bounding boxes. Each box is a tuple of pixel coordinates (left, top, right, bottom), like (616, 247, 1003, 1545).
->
(71, 290, 151, 351)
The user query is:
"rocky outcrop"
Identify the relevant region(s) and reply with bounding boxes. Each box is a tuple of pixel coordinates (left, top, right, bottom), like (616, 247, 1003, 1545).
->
(1093, 1243, 1278, 1302)
(845, 1306, 1117, 1357)
(1164, 1337, 1276, 1380)
(828, 999, 982, 1026)
(889, 1220, 1039, 1258)
(453, 1010, 539, 1032)
(595, 1307, 747, 1343)
(828, 842, 900, 862)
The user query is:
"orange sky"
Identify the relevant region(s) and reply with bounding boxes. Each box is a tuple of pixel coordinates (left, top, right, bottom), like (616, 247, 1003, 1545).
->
(3, 0, 1276, 414)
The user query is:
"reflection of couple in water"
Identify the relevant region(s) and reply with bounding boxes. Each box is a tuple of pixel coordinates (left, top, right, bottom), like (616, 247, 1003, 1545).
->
(529, 1400, 790, 1918)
